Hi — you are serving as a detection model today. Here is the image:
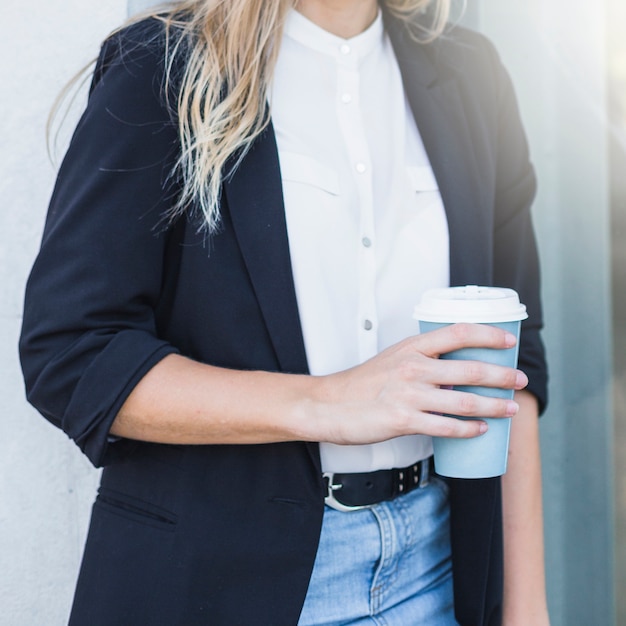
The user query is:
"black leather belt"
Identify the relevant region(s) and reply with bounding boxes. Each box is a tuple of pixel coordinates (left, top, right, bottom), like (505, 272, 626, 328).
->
(323, 457, 434, 512)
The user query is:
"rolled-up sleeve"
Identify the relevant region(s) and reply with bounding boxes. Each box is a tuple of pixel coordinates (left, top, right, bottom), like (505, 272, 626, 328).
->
(487, 38, 548, 413)
(19, 20, 182, 466)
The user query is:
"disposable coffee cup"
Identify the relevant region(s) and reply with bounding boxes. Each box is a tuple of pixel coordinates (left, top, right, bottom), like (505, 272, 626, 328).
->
(413, 285, 528, 478)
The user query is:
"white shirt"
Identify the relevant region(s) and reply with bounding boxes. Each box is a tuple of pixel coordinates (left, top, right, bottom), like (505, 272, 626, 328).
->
(269, 10, 450, 472)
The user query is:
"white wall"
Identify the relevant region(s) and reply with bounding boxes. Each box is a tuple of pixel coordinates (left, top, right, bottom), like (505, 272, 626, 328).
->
(0, 2, 126, 624)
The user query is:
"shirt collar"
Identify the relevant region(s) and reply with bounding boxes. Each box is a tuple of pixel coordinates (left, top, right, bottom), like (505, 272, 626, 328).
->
(284, 8, 384, 61)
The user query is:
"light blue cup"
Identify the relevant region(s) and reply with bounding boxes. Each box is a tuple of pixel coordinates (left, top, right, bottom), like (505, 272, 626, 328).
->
(413, 286, 528, 478)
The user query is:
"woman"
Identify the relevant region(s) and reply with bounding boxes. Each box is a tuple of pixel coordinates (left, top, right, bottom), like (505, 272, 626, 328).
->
(20, 0, 549, 624)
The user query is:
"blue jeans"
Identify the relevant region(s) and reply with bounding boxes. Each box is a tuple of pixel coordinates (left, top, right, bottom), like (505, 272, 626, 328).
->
(298, 477, 457, 625)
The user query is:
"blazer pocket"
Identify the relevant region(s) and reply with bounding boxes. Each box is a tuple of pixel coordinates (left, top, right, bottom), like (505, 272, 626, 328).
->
(95, 487, 178, 531)
(279, 152, 340, 196)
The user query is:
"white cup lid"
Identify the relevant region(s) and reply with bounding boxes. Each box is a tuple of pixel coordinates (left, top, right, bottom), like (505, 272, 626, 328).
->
(413, 285, 528, 323)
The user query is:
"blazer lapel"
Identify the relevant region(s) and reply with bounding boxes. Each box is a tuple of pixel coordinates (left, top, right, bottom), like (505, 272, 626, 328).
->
(386, 16, 493, 287)
(223, 124, 309, 376)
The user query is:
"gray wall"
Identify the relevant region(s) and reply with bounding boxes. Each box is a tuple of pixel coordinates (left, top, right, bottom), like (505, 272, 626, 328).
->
(608, 0, 626, 620)
(0, 1, 618, 624)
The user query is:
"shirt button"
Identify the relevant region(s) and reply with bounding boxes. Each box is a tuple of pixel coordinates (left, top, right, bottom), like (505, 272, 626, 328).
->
(355, 162, 366, 174)
(362, 237, 372, 248)
(363, 320, 373, 331)
(341, 93, 352, 104)
(340, 44, 351, 55)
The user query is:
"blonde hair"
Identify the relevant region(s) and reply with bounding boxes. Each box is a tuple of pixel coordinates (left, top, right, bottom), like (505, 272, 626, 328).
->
(157, 0, 293, 233)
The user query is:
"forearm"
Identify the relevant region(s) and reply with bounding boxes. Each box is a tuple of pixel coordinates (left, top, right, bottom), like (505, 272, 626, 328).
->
(111, 354, 318, 444)
(501, 390, 549, 624)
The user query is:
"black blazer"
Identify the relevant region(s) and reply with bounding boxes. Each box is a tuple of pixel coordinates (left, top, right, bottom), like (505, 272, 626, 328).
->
(20, 11, 547, 626)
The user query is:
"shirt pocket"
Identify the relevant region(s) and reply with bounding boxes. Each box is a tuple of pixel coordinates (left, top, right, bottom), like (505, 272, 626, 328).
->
(279, 152, 341, 197)
(405, 164, 442, 218)
(407, 165, 439, 193)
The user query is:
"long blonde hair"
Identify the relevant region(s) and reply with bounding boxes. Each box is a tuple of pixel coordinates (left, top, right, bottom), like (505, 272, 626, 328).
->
(156, 0, 292, 233)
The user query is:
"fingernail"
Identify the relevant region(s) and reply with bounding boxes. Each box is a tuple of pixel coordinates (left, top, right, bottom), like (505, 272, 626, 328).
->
(506, 401, 519, 416)
(504, 332, 517, 347)
(479, 422, 488, 434)
(515, 371, 528, 388)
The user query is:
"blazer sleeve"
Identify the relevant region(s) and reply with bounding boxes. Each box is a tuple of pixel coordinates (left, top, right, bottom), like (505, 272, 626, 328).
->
(19, 20, 182, 467)
(485, 36, 548, 413)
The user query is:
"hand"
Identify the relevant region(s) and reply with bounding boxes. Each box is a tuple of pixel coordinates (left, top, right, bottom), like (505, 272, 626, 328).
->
(309, 323, 528, 446)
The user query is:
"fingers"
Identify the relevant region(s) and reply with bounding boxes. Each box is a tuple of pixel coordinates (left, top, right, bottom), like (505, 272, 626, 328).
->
(427, 358, 528, 391)
(418, 412, 490, 439)
(425, 386, 519, 420)
(402, 322, 527, 392)
(406, 389, 518, 440)
(414, 322, 517, 357)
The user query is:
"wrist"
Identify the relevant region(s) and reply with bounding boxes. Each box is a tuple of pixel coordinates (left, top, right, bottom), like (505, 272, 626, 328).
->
(278, 372, 331, 443)
(288, 370, 348, 443)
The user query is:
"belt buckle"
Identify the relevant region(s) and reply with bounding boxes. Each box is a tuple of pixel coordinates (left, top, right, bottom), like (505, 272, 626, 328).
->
(323, 473, 369, 512)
